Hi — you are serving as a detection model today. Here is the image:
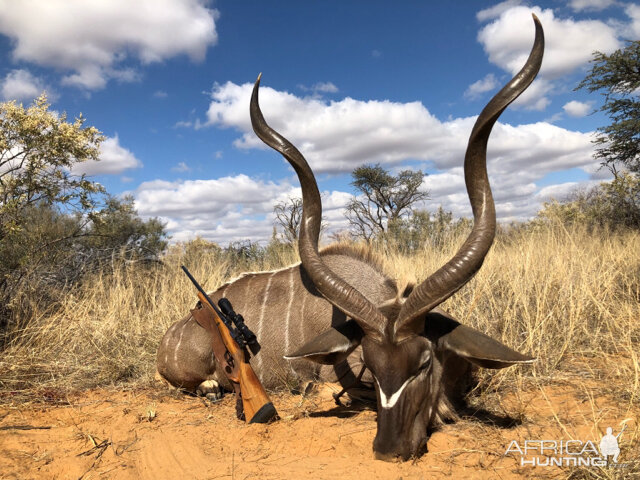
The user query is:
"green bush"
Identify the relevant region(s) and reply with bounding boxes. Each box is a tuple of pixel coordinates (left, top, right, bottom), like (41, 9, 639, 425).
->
(536, 173, 640, 230)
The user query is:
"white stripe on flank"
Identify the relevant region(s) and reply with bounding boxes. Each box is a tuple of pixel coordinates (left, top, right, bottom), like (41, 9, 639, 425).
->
(284, 268, 295, 354)
(241, 276, 252, 313)
(256, 272, 275, 380)
(299, 293, 308, 344)
(375, 377, 412, 409)
(174, 322, 186, 364)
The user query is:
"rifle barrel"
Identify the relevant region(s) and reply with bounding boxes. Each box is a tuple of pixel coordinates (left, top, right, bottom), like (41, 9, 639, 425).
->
(181, 266, 222, 314)
(181, 266, 241, 342)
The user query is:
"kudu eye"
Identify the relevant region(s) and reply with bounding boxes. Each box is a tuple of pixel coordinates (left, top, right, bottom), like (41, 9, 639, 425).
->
(418, 356, 431, 371)
(413, 350, 432, 376)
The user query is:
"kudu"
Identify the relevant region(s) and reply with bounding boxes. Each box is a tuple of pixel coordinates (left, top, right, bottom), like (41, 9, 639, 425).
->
(157, 15, 544, 461)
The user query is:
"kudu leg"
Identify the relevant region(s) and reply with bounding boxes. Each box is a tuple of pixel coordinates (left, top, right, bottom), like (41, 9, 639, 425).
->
(333, 365, 368, 406)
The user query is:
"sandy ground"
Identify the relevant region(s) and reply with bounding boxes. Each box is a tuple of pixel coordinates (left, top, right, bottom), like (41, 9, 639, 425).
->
(1, 380, 638, 480)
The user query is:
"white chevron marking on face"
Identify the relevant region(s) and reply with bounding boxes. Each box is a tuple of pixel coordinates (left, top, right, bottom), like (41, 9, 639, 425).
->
(375, 377, 412, 409)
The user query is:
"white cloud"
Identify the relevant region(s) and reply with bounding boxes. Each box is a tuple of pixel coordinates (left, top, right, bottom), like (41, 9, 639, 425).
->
(580, 160, 614, 180)
(476, 0, 523, 22)
(171, 161, 192, 173)
(174, 120, 193, 128)
(299, 82, 339, 94)
(569, 0, 616, 12)
(188, 79, 606, 229)
(313, 82, 338, 93)
(563, 100, 593, 117)
(130, 172, 359, 244)
(536, 181, 579, 200)
(0, 0, 219, 90)
(0, 69, 51, 102)
(477, 6, 621, 110)
(422, 169, 465, 199)
(535, 180, 603, 202)
(72, 135, 143, 175)
(134, 175, 294, 243)
(478, 7, 620, 78)
(421, 167, 584, 222)
(204, 81, 596, 177)
(134, 175, 293, 217)
(511, 78, 553, 111)
(131, 158, 614, 244)
(464, 73, 499, 99)
(626, 4, 640, 38)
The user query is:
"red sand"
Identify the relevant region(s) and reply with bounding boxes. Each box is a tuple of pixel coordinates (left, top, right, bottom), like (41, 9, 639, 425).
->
(0, 382, 636, 479)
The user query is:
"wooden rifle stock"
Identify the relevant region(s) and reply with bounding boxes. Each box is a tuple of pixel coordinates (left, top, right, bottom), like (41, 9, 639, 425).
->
(183, 267, 277, 424)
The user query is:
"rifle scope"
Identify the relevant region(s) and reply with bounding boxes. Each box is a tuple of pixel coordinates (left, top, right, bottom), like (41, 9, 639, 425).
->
(218, 298, 261, 355)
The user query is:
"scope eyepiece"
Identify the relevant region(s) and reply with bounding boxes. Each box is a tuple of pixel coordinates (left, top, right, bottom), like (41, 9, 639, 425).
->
(218, 298, 234, 316)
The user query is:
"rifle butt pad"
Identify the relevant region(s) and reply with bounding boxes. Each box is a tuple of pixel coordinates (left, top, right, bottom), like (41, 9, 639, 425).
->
(248, 402, 277, 424)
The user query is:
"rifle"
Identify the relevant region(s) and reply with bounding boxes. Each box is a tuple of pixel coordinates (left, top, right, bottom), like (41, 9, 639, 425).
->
(182, 266, 277, 424)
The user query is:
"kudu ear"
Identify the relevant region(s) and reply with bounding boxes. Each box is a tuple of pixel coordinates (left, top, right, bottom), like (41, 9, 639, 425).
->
(284, 320, 364, 365)
(425, 308, 536, 369)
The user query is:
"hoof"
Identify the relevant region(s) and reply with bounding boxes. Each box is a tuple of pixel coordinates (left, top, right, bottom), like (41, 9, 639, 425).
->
(205, 391, 224, 403)
(196, 379, 223, 401)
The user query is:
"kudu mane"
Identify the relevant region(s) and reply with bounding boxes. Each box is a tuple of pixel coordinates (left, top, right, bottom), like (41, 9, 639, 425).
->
(217, 242, 409, 303)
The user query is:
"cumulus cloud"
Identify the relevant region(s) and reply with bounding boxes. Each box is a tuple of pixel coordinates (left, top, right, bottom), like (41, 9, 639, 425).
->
(299, 82, 339, 94)
(174, 79, 607, 232)
(132, 175, 343, 243)
(129, 172, 360, 244)
(563, 100, 593, 117)
(72, 135, 143, 175)
(478, 7, 620, 78)
(134, 175, 293, 218)
(174, 120, 194, 129)
(476, 0, 523, 22)
(569, 0, 616, 12)
(512, 78, 554, 111)
(580, 160, 614, 180)
(1, 69, 51, 102)
(171, 161, 192, 173)
(0, 0, 219, 90)
(204, 81, 596, 178)
(477, 6, 621, 110)
(535, 179, 603, 202)
(626, 4, 640, 39)
(422, 167, 568, 221)
(131, 161, 613, 244)
(464, 73, 499, 99)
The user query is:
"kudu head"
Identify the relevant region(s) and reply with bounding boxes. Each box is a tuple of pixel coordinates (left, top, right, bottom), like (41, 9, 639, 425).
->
(250, 15, 544, 461)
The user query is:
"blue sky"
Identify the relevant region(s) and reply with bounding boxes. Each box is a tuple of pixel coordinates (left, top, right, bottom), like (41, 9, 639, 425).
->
(0, 0, 638, 244)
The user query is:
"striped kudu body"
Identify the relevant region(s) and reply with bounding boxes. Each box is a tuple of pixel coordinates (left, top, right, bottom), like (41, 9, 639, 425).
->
(157, 15, 544, 461)
(157, 244, 402, 393)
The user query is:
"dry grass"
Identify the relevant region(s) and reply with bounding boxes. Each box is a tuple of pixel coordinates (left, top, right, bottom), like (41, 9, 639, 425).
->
(0, 243, 300, 393)
(1, 222, 639, 411)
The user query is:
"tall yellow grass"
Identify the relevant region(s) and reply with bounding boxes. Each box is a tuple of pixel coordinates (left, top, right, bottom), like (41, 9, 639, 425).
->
(1, 222, 638, 405)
